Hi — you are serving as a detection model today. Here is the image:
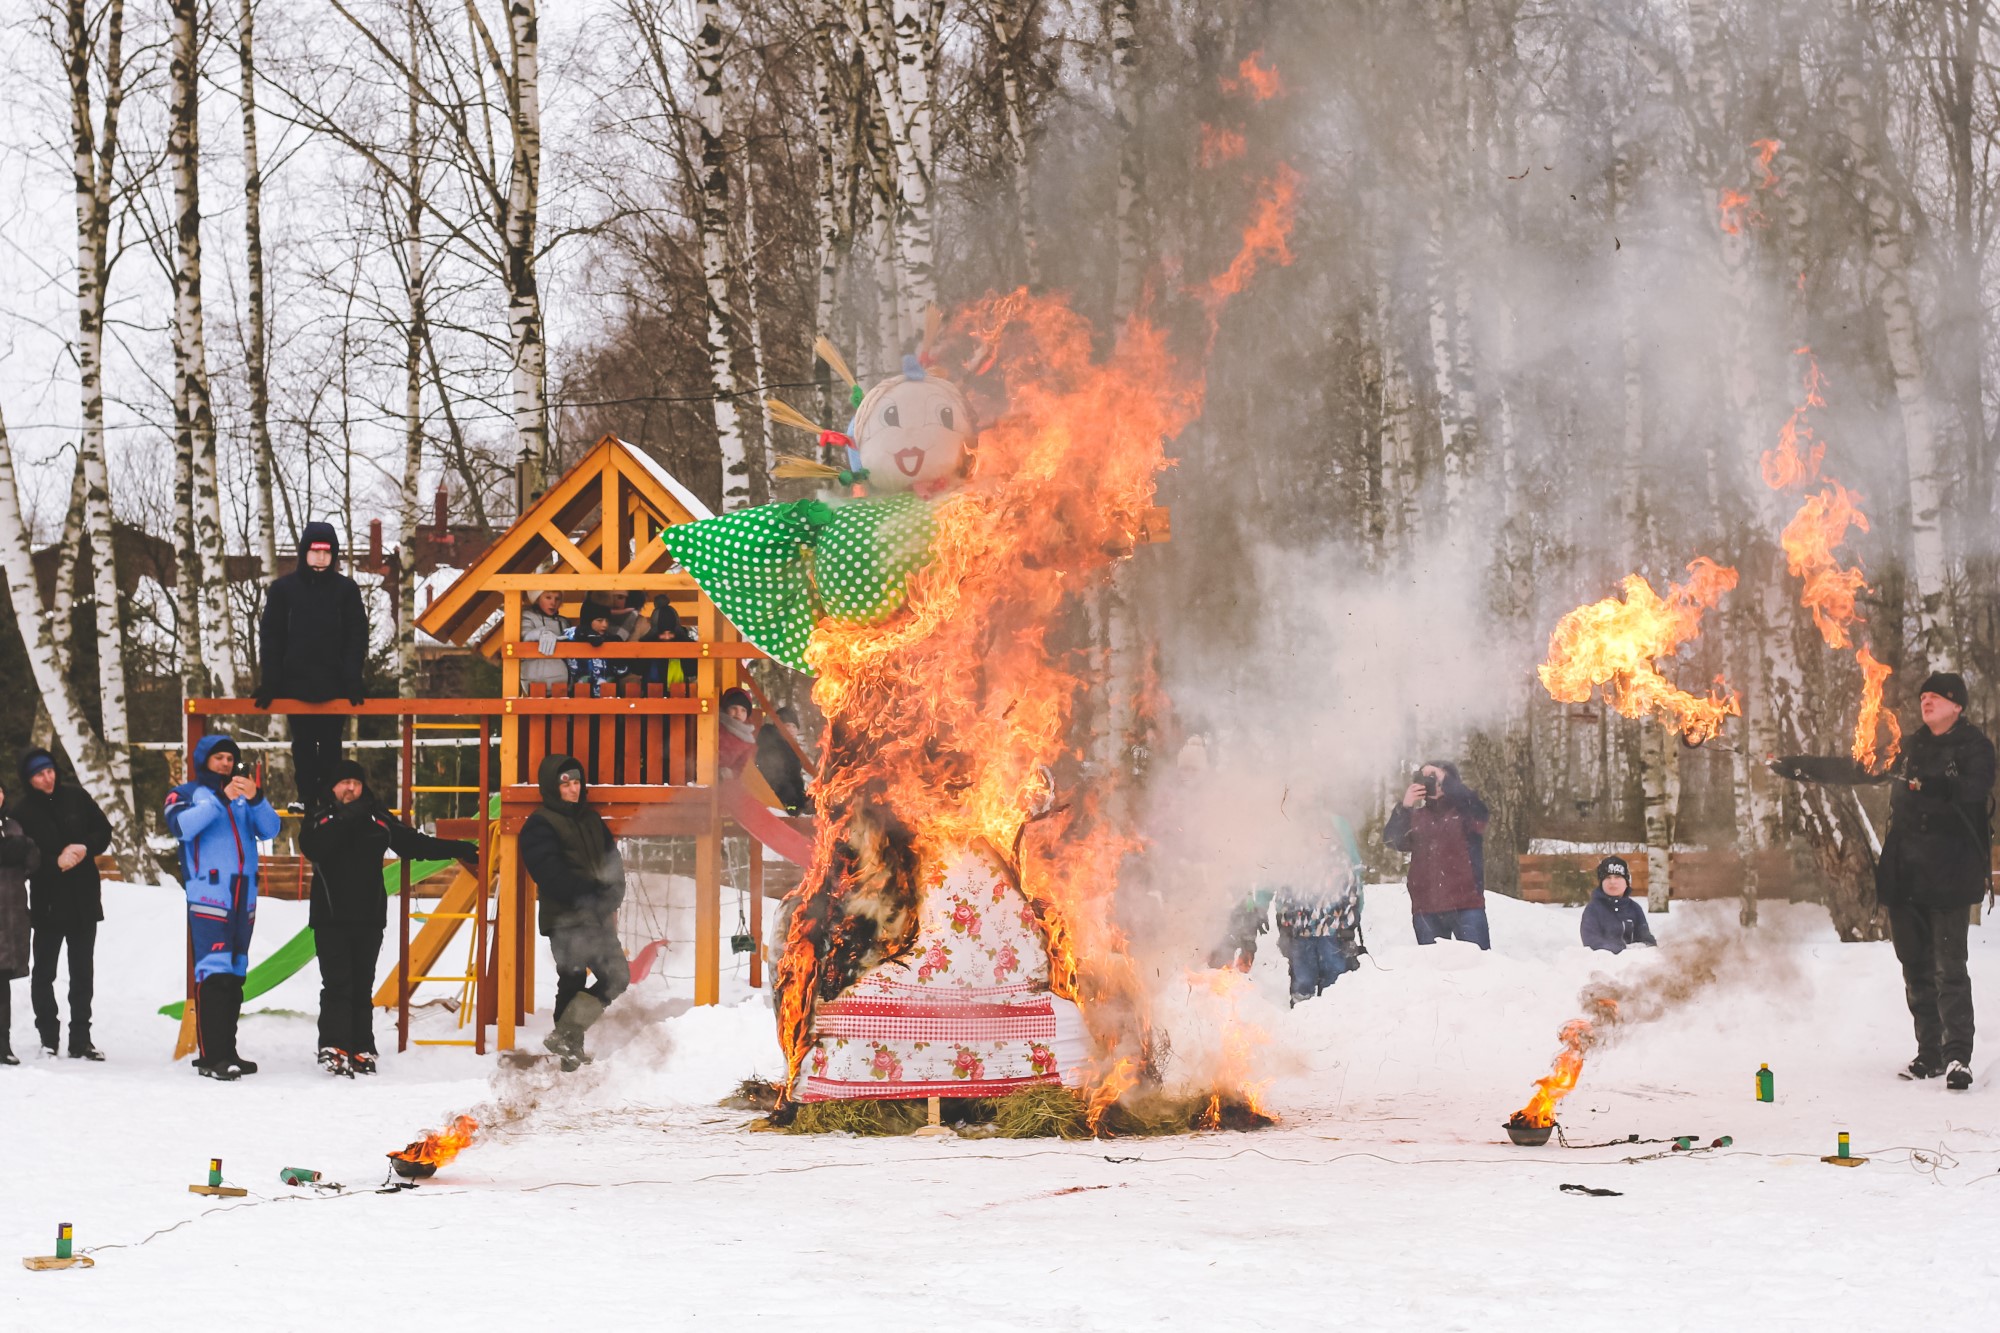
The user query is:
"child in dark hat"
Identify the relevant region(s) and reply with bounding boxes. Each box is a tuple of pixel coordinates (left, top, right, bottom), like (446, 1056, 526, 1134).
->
(564, 602, 616, 697)
(1580, 855, 1657, 954)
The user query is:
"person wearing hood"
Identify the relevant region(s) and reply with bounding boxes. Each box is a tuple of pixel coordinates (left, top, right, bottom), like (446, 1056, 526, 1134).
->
(564, 601, 616, 697)
(299, 758, 479, 1076)
(1580, 856, 1657, 954)
(13, 748, 113, 1059)
(1771, 671, 1994, 1091)
(1383, 760, 1493, 949)
(644, 599, 698, 691)
(519, 755, 628, 1070)
(256, 521, 369, 811)
(0, 777, 42, 1066)
(165, 733, 282, 1080)
(519, 590, 570, 694)
(755, 704, 813, 815)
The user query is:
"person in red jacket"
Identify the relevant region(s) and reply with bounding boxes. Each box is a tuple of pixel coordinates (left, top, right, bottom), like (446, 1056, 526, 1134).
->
(1382, 761, 1492, 949)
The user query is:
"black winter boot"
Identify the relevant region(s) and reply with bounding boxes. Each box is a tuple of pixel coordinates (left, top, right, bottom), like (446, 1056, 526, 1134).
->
(1901, 1055, 1944, 1080)
(194, 977, 234, 1077)
(1945, 1060, 1973, 1091)
(221, 977, 256, 1075)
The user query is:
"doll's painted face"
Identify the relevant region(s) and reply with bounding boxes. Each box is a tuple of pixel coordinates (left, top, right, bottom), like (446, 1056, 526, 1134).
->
(851, 375, 974, 496)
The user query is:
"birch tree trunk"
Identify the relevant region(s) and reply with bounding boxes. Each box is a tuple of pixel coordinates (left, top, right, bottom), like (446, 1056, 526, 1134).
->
(487, 0, 547, 505)
(845, 0, 938, 339)
(49, 453, 88, 678)
(1108, 0, 1142, 320)
(170, 0, 243, 694)
(0, 405, 140, 863)
(1833, 44, 1950, 664)
(988, 0, 1040, 287)
(811, 2, 844, 362)
(237, 0, 279, 585)
(741, 144, 772, 504)
(64, 0, 134, 802)
(170, 272, 204, 701)
(398, 0, 426, 696)
(695, 0, 749, 509)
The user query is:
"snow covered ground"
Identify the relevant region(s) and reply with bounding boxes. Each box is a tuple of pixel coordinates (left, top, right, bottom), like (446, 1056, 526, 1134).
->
(5, 879, 1999, 1329)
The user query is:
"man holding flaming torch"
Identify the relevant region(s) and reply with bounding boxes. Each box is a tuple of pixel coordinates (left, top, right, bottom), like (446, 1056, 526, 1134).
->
(1771, 672, 1994, 1091)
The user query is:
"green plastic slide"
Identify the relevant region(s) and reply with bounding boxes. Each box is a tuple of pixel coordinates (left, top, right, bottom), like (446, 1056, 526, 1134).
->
(157, 854, 458, 1019)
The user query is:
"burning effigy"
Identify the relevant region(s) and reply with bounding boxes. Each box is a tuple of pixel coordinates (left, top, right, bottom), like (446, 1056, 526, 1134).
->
(665, 175, 1298, 1130)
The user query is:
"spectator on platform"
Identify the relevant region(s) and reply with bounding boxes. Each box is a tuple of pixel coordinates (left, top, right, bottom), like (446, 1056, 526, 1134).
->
(756, 705, 813, 815)
(520, 590, 570, 695)
(520, 755, 628, 1071)
(13, 749, 113, 1060)
(299, 758, 477, 1077)
(645, 599, 698, 692)
(565, 601, 616, 697)
(1579, 855, 1656, 955)
(1273, 815, 1367, 1004)
(1771, 671, 1994, 1091)
(165, 734, 281, 1080)
(718, 687, 756, 780)
(0, 778, 41, 1067)
(256, 521, 368, 812)
(605, 589, 652, 645)
(1383, 760, 1492, 950)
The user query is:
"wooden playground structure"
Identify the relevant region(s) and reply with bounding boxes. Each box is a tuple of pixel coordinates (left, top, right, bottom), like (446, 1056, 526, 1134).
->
(176, 436, 812, 1056)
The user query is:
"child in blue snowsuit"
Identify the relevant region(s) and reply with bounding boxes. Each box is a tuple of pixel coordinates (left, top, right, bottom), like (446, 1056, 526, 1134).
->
(565, 601, 616, 698)
(1580, 855, 1657, 954)
(165, 733, 281, 1079)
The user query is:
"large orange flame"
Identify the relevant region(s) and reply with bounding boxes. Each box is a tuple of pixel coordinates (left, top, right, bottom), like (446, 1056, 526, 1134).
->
(391, 1113, 477, 1168)
(1537, 559, 1741, 743)
(1513, 1017, 1596, 1129)
(774, 174, 1300, 1114)
(1761, 349, 1899, 771)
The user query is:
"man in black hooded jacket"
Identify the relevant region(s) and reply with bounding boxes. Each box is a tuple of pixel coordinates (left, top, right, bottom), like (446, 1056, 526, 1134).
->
(13, 749, 113, 1059)
(520, 755, 628, 1070)
(257, 522, 369, 811)
(299, 758, 477, 1075)
(1772, 671, 1995, 1091)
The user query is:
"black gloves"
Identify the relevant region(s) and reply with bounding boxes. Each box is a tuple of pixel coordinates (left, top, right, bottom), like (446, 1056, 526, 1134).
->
(450, 840, 481, 864)
(347, 687, 367, 707)
(1768, 756, 1808, 782)
(583, 630, 605, 648)
(254, 689, 275, 711)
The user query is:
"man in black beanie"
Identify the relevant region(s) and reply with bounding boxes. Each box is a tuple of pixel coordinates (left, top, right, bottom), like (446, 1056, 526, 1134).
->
(256, 522, 369, 812)
(1772, 671, 1994, 1091)
(298, 757, 478, 1075)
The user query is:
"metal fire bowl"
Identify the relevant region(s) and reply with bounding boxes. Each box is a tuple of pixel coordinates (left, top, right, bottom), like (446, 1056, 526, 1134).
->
(1505, 1120, 1554, 1147)
(388, 1154, 437, 1180)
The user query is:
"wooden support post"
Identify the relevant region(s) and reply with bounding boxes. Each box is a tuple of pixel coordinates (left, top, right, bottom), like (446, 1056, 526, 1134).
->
(497, 834, 519, 1050)
(695, 597, 721, 1006)
(473, 721, 491, 1055)
(399, 717, 415, 1049)
(747, 835, 764, 988)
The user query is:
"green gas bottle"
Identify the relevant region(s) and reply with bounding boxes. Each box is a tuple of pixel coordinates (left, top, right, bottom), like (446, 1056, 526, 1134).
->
(1755, 1063, 1774, 1102)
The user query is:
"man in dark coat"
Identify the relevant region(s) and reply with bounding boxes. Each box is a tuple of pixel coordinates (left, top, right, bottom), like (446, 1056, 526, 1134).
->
(520, 755, 629, 1070)
(256, 522, 369, 812)
(1772, 671, 1994, 1091)
(1383, 760, 1492, 949)
(298, 757, 477, 1076)
(13, 749, 114, 1059)
(0, 777, 42, 1065)
(1580, 855, 1657, 954)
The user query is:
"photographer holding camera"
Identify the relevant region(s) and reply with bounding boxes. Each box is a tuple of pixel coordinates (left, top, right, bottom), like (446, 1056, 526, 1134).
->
(1382, 761, 1492, 950)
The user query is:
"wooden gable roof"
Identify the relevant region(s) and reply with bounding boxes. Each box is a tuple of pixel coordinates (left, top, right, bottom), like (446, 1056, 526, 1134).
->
(415, 434, 716, 646)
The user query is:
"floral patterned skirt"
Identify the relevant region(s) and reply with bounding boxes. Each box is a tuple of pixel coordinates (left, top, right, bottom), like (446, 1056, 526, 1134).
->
(792, 843, 1089, 1101)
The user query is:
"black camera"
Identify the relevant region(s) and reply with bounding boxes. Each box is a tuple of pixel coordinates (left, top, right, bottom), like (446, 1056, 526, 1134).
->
(1412, 769, 1440, 799)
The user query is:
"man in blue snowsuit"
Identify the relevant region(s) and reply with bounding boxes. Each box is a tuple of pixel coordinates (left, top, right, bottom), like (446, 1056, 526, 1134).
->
(166, 734, 281, 1080)
(1579, 855, 1657, 955)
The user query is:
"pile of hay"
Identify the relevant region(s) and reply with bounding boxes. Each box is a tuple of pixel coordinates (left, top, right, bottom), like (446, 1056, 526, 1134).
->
(742, 1084, 1271, 1137)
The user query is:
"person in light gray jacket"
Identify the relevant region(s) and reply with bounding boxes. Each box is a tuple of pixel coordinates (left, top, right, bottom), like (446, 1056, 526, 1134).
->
(521, 590, 570, 694)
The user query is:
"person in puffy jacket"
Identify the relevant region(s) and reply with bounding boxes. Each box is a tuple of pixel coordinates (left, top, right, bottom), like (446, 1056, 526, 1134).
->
(519, 590, 570, 694)
(0, 779, 41, 1066)
(1383, 760, 1492, 949)
(1273, 814, 1368, 1004)
(256, 522, 369, 811)
(564, 602, 616, 698)
(299, 757, 477, 1076)
(1580, 855, 1656, 954)
(166, 733, 282, 1080)
(1771, 671, 1994, 1091)
(13, 748, 113, 1059)
(520, 755, 628, 1069)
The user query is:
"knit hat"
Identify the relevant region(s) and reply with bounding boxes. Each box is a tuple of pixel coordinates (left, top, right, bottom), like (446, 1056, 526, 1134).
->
(1917, 671, 1969, 710)
(1595, 855, 1631, 886)
(18, 748, 56, 782)
(328, 758, 367, 788)
(578, 599, 613, 628)
(720, 687, 754, 716)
